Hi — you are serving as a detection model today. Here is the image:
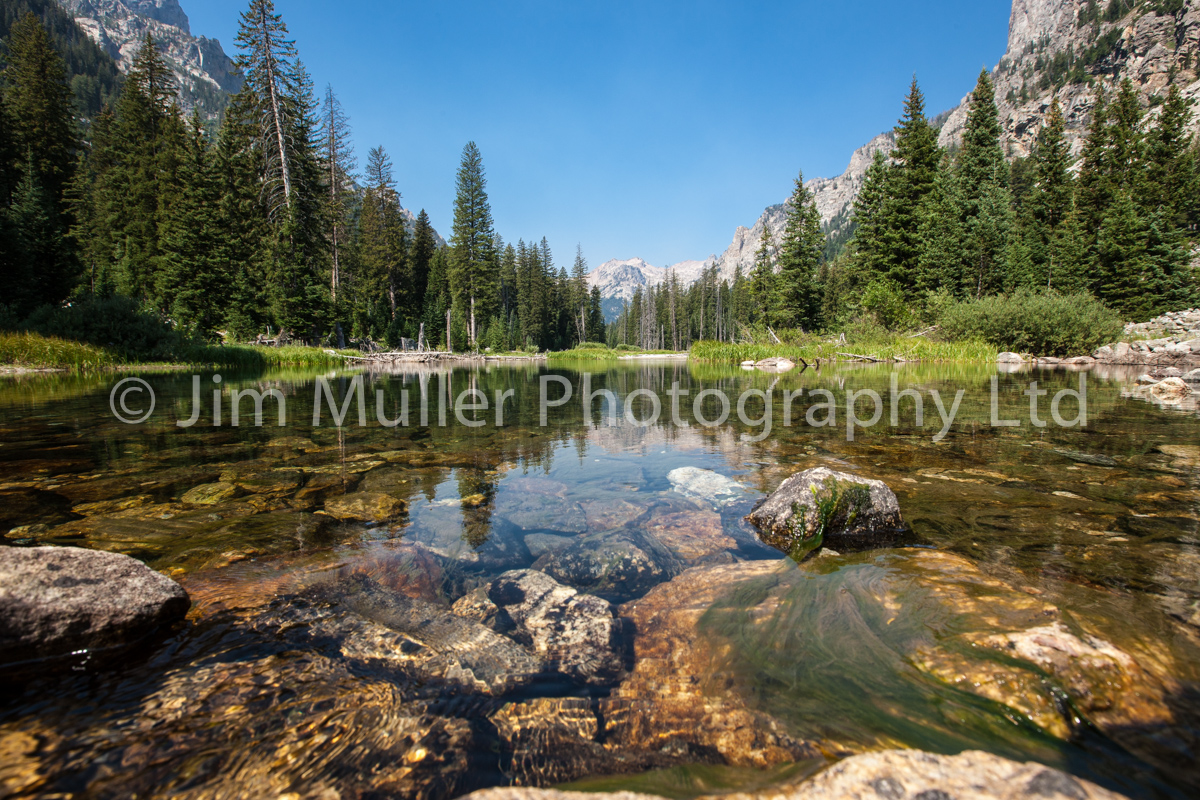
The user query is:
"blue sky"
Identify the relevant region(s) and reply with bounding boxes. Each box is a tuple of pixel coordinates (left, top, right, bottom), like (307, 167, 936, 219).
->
(187, 1, 1013, 270)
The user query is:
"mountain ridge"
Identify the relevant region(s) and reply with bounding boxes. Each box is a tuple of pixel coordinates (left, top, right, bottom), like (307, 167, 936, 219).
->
(55, 0, 241, 119)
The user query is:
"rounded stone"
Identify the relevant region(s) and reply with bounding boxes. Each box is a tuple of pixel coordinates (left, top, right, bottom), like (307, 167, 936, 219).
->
(0, 546, 190, 670)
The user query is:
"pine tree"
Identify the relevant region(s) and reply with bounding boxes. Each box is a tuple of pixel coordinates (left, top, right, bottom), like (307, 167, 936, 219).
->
(423, 246, 451, 346)
(318, 84, 356, 302)
(586, 286, 605, 343)
(771, 171, 824, 330)
(1142, 84, 1196, 230)
(850, 150, 891, 280)
(408, 210, 437, 323)
(3, 13, 77, 202)
(263, 58, 329, 339)
(956, 70, 1014, 297)
(236, 0, 302, 219)
(749, 221, 775, 323)
(449, 141, 497, 347)
(8, 152, 69, 315)
(106, 35, 185, 306)
(210, 89, 270, 340)
(571, 244, 588, 344)
(1023, 99, 1075, 289)
(959, 70, 1008, 196)
(875, 77, 942, 295)
(358, 145, 407, 337)
(158, 112, 224, 337)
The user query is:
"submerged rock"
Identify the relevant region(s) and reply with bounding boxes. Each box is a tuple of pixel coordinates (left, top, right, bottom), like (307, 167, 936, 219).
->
(1150, 377, 1192, 403)
(0, 546, 190, 670)
(322, 492, 408, 522)
(601, 550, 1193, 786)
(537, 529, 680, 602)
(602, 560, 821, 768)
(667, 467, 745, 508)
(180, 482, 242, 505)
(461, 749, 1130, 800)
(271, 574, 546, 695)
(746, 467, 905, 559)
(452, 569, 624, 685)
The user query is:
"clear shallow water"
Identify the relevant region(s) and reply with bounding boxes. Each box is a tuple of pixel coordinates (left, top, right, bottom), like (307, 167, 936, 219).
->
(0, 362, 1198, 798)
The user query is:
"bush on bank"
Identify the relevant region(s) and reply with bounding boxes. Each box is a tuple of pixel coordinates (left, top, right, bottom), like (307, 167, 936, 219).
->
(938, 290, 1123, 357)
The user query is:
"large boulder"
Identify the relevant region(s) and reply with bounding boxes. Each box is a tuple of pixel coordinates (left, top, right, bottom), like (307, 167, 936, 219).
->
(1150, 377, 1192, 403)
(746, 467, 905, 558)
(0, 546, 190, 670)
(452, 569, 624, 685)
(997, 352, 1025, 363)
(461, 750, 1129, 800)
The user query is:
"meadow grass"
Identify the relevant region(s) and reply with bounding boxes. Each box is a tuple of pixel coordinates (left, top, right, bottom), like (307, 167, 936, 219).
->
(0, 331, 122, 369)
(689, 336, 995, 365)
(0, 332, 359, 371)
(548, 347, 681, 362)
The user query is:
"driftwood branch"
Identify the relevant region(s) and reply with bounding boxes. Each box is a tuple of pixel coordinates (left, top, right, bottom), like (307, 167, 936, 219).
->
(837, 352, 885, 363)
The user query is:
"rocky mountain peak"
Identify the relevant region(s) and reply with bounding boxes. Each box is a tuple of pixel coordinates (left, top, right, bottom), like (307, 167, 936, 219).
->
(56, 0, 242, 119)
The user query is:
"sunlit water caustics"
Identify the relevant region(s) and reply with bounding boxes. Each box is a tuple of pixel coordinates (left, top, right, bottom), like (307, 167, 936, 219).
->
(0, 362, 1198, 799)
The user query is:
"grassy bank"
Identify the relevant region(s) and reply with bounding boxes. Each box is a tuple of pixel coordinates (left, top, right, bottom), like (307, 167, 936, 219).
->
(0, 331, 359, 371)
(548, 345, 681, 361)
(0, 332, 123, 369)
(689, 335, 996, 365)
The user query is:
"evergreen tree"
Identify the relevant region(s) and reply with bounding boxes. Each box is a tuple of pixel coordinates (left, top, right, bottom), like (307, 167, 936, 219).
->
(872, 77, 941, 295)
(423, 246, 451, 347)
(449, 141, 497, 347)
(586, 286, 605, 343)
(570, 244, 588, 343)
(357, 145, 407, 337)
(1142, 84, 1197, 231)
(158, 113, 224, 337)
(318, 84, 356, 301)
(408, 209, 437, 322)
(236, 0, 302, 218)
(749, 221, 775, 323)
(771, 170, 823, 329)
(1023, 99, 1076, 289)
(3, 12, 77, 201)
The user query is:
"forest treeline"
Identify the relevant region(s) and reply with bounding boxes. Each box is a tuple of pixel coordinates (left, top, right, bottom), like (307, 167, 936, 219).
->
(609, 70, 1200, 349)
(2, 0, 1198, 356)
(0, 1, 605, 353)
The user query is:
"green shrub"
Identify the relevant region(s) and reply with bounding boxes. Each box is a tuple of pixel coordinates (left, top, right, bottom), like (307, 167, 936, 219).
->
(860, 279, 914, 331)
(574, 342, 609, 351)
(614, 343, 639, 352)
(939, 290, 1123, 356)
(22, 296, 182, 360)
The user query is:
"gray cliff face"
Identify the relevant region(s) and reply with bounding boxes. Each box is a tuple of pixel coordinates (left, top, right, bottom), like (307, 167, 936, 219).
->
(56, 0, 242, 118)
(938, 0, 1200, 159)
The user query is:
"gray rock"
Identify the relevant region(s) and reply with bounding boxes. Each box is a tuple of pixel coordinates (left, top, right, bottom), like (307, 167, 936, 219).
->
(746, 467, 905, 559)
(537, 529, 680, 602)
(0, 546, 190, 670)
(1093, 345, 1115, 360)
(997, 352, 1025, 363)
(1182, 369, 1200, 384)
(667, 467, 745, 508)
(460, 749, 1128, 800)
(452, 569, 624, 685)
(284, 574, 546, 695)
